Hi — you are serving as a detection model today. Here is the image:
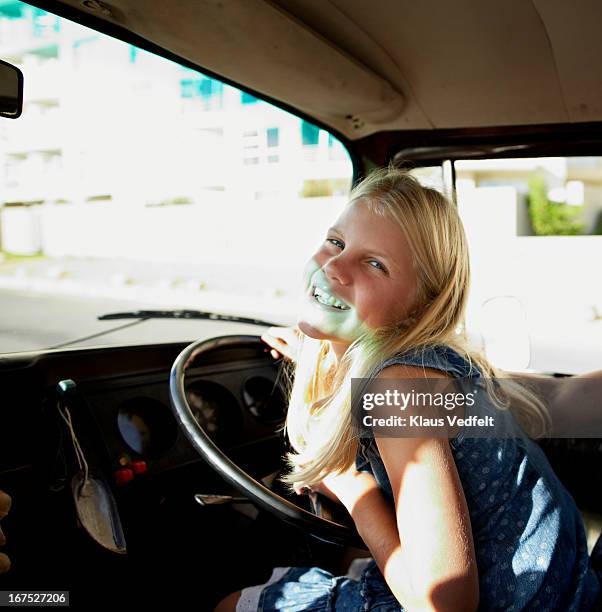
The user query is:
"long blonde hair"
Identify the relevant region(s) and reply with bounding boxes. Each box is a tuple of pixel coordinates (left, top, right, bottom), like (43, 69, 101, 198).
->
(283, 166, 549, 489)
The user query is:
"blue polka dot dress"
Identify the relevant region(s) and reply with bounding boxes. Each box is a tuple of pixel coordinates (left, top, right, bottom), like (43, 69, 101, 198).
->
(356, 345, 601, 610)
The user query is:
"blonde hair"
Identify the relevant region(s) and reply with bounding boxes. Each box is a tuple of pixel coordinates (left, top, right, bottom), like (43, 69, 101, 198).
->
(283, 165, 549, 489)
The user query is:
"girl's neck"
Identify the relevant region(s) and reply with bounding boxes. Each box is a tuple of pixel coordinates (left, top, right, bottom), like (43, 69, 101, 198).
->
(330, 341, 350, 365)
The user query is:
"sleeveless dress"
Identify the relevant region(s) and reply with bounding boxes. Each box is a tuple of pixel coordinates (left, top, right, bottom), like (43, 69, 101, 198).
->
(236, 345, 601, 611)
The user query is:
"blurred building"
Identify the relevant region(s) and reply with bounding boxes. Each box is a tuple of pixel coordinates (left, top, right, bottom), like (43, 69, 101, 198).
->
(0, 0, 351, 214)
(456, 157, 602, 236)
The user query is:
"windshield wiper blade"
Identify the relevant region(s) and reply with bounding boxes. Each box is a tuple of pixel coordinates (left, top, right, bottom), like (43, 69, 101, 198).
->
(97, 309, 279, 328)
(44, 309, 279, 351)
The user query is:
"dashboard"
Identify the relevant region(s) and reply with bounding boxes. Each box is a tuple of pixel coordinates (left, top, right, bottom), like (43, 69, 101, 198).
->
(0, 336, 300, 604)
(0, 337, 289, 491)
(74, 347, 288, 486)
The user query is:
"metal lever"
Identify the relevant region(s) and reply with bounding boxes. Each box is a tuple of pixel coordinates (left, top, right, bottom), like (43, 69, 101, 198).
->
(194, 494, 251, 506)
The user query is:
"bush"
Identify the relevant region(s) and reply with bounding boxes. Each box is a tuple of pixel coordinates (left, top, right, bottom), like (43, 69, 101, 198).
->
(527, 177, 584, 235)
(593, 210, 602, 235)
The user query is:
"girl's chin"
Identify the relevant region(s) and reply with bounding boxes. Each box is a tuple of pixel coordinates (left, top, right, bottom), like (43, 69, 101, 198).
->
(297, 320, 339, 342)
(296, 319, 356, 345)
(297, 320, 328, 340)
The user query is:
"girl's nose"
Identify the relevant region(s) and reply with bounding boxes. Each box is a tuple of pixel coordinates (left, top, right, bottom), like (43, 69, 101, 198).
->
(323, 256, 350, 286)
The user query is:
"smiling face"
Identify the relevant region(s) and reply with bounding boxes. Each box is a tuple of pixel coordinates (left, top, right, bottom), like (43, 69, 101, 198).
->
(297, 198, 419, 352)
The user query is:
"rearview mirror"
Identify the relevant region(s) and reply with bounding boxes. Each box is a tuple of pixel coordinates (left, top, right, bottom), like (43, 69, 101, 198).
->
(0, 59, 23, 119)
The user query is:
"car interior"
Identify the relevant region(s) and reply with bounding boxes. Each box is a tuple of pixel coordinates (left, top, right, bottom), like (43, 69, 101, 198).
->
(1, 1, 601, 609)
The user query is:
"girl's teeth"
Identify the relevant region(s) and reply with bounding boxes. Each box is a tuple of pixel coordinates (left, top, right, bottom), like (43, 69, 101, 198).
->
(312, 285, 349, 310)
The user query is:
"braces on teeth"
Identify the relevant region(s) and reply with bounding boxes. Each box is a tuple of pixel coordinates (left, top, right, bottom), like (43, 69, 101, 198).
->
(313, 286, 350, 310)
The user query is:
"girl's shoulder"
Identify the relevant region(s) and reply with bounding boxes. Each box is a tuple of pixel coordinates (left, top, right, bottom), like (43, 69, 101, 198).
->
(370, 343, 482, 380)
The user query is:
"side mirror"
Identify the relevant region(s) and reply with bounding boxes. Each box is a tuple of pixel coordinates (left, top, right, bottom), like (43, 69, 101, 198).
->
(0, 59, 23, 119)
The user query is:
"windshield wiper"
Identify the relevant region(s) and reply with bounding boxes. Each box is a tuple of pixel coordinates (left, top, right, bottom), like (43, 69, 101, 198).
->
(43, 309, 280, 352)
(97, 309, 279, 327)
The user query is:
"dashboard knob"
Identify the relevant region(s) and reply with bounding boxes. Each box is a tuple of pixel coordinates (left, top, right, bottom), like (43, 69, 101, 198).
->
(129, 460, 147, 475)
(114, 468, 134, 486)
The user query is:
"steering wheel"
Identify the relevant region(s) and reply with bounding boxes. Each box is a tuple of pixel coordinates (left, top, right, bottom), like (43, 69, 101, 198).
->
(169, 334, 364, 547)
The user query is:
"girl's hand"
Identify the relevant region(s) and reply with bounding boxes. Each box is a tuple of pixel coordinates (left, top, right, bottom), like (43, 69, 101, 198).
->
(293, 480, 341, 504)
(321, 467, 379, 512)
(260, 326, 301, 362)
(294, 467, 378, 511)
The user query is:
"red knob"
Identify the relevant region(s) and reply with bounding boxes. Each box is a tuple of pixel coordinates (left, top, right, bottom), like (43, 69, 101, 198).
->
(115, 468, 134, 486)
(130, 460, 147, 475)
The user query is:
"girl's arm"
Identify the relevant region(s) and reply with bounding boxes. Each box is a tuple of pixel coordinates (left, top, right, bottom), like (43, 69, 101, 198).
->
(371, 436, 478, 611)
(334, 365, 479, 611)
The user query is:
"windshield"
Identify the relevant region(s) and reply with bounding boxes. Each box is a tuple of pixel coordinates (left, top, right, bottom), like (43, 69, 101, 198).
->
(0, 2, 353, 353)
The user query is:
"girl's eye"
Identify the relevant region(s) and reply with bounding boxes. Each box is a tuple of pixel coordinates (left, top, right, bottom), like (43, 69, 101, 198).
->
(326, 238, 344, 249)
(368, 260, 387, 273)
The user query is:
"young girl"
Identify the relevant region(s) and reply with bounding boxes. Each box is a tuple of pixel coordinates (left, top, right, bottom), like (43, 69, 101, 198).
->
(216, 167, 601, 611)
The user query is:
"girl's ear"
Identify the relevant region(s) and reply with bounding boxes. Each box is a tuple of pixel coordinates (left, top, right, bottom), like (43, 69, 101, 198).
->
(408, 297, 434, 323)
(396, 303, 423, 329)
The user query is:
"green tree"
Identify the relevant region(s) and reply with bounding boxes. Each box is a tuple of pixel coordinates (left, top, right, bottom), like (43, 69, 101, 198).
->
(527, 177, 584, 236)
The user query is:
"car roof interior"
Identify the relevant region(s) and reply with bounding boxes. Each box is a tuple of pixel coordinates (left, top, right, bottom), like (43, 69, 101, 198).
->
(26, 0, 602, 145)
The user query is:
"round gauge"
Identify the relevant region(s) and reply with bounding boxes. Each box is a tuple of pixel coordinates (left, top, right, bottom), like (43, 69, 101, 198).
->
(185, 381, 242, 444)
(117, 397, 177, 457)
(242, 376, 287, 422)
